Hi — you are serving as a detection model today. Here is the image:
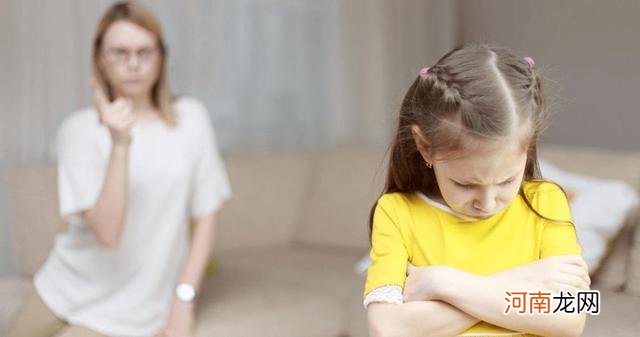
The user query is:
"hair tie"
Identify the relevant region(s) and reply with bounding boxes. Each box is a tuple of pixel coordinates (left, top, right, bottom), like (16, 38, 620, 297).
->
(419, 67, 430, 77)
(524, 57, 535, 67)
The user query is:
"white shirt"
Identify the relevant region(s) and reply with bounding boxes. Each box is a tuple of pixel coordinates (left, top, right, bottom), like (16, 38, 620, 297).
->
(34, 96, 231, 337)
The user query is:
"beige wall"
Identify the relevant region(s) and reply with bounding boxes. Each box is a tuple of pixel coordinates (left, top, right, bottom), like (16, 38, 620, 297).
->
(0, 0, 459, 276)
(459, 0, 640, 151)
(335, 0, 457, 147)
(3, 0, 638, 276)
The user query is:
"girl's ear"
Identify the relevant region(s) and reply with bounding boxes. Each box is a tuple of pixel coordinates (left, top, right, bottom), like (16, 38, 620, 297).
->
(410, 125, 434, 164)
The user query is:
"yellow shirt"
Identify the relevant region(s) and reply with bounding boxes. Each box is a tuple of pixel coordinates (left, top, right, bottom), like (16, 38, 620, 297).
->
(364, 180, 582, 337)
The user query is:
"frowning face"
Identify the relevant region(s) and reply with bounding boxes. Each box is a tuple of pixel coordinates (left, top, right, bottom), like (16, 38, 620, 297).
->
(422, 136, 527, 219)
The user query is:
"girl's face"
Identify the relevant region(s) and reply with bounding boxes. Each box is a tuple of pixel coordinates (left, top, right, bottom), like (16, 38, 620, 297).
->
(99, 20, 161, 99)
(429, 139, 527, 219)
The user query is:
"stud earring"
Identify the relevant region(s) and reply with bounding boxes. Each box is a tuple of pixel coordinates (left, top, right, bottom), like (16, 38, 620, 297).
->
(426, 162, 433, 169)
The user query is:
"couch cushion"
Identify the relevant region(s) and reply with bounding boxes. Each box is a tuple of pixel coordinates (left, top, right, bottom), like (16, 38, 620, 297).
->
(3, 165, 66, 276)
(195, 244, 368, 337)
(294, 147, 387, 249)
(582, 288, 640, 337)
(217, 152, 313, 252)
(198, 244, 638, 337)
(0, 276, 32, 336)
(3, 152, 312, 276)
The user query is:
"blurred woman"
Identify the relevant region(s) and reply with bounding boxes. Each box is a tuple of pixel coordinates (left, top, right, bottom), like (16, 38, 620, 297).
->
(7, 2, 231, 336)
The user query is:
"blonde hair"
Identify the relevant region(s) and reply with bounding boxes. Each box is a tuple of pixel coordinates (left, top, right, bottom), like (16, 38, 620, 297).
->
(92, 1, 176, 127)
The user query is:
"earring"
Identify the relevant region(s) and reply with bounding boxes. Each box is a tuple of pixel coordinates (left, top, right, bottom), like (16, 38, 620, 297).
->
(426, 162, 433, 169)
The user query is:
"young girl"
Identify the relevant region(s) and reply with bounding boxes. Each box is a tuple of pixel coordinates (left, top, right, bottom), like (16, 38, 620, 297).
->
(7, 2, 230, 337)
(364, 43, 591, 337)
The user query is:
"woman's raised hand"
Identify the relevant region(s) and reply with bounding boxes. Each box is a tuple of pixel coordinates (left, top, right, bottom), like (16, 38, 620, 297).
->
(91, 78, 134, 146)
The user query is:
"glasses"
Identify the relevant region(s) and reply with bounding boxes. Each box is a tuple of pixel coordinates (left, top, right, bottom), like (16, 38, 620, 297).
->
(102, 46, 159, 65)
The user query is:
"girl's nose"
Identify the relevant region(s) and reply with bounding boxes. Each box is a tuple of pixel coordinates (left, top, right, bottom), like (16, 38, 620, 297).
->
(474, 189, 496, 213)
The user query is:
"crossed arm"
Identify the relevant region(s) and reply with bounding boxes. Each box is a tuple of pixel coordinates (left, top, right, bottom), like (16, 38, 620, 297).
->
(367, 255, 590, 337)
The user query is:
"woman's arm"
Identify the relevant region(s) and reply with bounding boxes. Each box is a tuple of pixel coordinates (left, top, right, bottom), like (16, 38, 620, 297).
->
(81, 143, 130, 248)
(177, 211, 218, 292)
(156, 211, 218, 337)
(81, 80, 134, 248)
(368, 300, 479, 337)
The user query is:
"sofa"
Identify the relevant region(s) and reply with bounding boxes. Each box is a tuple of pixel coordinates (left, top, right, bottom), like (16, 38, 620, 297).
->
(1, 144, 639, 337)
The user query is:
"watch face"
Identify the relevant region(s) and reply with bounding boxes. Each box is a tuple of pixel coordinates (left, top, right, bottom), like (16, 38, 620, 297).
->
(176, 283, 195, 302)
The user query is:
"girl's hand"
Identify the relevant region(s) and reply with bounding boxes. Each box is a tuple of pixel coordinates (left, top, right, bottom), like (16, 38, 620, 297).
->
(153, 299, 195, 337)
(403, 263, 454, 302)
(492, 254, 591, 293)
(91, 78, 134, 146)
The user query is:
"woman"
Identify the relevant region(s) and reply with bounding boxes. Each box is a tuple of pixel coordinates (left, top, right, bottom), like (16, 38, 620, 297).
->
(7, 2, 231, 337)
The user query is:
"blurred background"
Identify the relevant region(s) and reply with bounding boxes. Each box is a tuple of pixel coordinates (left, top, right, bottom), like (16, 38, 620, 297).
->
(1, 1, 640, 336)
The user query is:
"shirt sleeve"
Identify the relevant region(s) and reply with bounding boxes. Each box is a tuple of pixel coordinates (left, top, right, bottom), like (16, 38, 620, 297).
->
(364, 195, 409, 300)
(188, 100, 232, 219)
(56, 116, 106, 223)
(537, 183, 582, 258)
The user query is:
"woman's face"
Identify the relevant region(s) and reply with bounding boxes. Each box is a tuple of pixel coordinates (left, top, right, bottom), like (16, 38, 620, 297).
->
(99, 20, 161, 99)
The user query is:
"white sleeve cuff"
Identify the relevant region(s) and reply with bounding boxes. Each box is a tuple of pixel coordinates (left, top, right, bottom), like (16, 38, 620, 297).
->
(363, 285, 403, 309)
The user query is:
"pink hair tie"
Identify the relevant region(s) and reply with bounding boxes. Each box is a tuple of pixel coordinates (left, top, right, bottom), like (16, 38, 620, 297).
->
(524, 57, 535, 67)
(419, 67, 430, 77)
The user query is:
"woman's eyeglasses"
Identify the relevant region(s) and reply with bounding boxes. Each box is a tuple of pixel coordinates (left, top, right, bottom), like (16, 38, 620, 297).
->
(102, 46, 159, 65)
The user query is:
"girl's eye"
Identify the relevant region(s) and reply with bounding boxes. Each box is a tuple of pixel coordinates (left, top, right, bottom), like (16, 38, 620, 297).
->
(500, 179, 515, 186)
(454, 179, 514, 188)
(454, 182, 473, 189)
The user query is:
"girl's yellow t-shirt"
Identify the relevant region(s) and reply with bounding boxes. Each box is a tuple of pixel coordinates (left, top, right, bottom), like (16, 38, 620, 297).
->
(364, 180, 582, 337)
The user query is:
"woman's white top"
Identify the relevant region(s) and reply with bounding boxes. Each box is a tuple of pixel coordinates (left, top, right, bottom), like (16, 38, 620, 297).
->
(34, 97, 231, 337)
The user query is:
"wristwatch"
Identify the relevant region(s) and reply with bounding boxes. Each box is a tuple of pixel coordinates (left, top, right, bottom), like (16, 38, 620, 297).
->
(175, 283, 196, 303)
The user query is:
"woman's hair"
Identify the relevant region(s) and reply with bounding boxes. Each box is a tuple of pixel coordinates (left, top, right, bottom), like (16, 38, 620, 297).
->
(369, 42, 570, 235)
(92, 1, 176, 126)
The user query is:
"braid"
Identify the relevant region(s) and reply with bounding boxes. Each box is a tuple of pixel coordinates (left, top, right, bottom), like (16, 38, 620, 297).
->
(419, 66, 464, 106)
(525, 62, 548, 134)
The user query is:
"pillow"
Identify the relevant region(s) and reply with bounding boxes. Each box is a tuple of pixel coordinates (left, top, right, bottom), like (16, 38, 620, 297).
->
(539, 160, 639, 276)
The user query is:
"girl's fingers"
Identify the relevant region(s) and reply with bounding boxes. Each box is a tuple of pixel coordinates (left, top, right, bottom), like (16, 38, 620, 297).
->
(557, 258, 590, 286)
(559, 264, 589, 281)
(564, 265, 591, 286)
(555, 284, 582, 295)
(557, 255, 589, 270)
(557, 273, 590, 291)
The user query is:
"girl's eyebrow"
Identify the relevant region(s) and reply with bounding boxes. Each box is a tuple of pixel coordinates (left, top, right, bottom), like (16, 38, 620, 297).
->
(452, 172, 520, 185)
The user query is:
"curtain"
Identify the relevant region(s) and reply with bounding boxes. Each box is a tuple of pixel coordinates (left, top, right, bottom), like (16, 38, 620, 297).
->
(0, 0, 456, 275)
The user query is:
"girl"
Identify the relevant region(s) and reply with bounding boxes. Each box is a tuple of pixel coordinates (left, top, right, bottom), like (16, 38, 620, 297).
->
(7, 2, 231, 337)
(364, 43, 590, 337)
